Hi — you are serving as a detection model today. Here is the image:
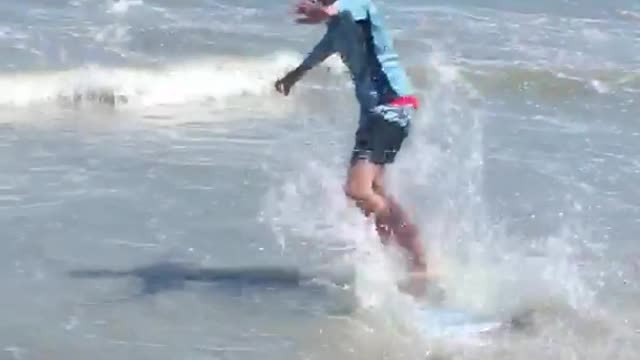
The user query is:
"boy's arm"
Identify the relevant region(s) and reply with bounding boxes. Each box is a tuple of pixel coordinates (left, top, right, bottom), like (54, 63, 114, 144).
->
(299, 30, 335, 72)
(275, 31, 335, 96)
(274, 0, 371, 96)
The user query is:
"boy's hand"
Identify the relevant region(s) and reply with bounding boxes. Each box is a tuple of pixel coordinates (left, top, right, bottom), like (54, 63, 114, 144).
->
(275, 70, 301, 96)
(295, 0, 337, 24)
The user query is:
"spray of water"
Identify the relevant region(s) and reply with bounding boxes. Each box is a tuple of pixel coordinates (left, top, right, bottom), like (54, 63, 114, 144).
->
(263, 49, 607, 356)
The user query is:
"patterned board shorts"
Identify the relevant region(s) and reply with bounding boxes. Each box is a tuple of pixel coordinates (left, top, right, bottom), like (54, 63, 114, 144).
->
(351, 104, 414, 165)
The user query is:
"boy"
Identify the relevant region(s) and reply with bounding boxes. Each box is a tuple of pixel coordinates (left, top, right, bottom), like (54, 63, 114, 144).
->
(275, 0, 428, 296)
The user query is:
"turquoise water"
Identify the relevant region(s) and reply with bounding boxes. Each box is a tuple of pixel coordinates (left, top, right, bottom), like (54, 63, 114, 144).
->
(0, 1, 638, 359)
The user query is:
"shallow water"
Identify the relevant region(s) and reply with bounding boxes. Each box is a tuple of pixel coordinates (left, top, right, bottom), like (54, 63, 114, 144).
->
(0, 0, 639, 359)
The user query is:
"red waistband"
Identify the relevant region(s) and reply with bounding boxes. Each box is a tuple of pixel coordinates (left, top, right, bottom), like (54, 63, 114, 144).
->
(388, 95, 419, 109)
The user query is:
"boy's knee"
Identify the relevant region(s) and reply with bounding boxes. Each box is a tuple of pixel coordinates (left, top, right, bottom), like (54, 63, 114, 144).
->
(344, 182, 390, 217)
(343, 182, 372, 202)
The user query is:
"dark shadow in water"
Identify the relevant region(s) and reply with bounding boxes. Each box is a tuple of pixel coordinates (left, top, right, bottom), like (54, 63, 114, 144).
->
(68, 262, 351, 297)
(68, 262, 538, 328)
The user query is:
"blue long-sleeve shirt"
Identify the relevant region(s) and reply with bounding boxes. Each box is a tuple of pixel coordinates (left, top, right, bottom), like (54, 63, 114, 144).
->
(300, 0, 413, 110)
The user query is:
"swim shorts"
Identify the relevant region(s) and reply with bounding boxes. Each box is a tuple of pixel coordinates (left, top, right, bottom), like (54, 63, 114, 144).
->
(351, 103, 414, 165)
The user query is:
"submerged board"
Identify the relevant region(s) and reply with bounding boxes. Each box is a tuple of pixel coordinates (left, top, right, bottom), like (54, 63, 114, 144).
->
(415, 307, 504, 338)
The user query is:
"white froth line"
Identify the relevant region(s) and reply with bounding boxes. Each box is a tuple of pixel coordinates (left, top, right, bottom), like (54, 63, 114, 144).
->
(3, 347, 26, 360)
(619, 10, 640, 21)
(104, 238, 159, 249)
(102, 338, 168, 348)
(88, 336, 258, 352)
(0, 195, 22, 202)
(0, 200, 64, 209)
(194, 345, 257, 352)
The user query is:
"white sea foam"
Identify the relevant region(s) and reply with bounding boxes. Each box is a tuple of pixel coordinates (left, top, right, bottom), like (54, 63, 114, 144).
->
(0, 51, 303, 108)
(108, 0, 144, 14)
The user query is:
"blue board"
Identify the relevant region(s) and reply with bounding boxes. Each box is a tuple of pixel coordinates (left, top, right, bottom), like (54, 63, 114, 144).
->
(415, 307, 504, 338)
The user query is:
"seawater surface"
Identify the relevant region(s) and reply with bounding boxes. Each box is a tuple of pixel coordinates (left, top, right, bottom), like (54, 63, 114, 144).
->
(0, 0, 639, 359)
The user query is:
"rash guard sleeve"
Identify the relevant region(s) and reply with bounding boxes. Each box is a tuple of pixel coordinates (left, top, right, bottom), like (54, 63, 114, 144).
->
(300, 31, 335, 71)
(333, 0, 371, 21)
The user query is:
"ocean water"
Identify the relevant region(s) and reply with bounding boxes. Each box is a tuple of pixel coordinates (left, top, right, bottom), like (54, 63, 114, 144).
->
(1, 0, 639, 359)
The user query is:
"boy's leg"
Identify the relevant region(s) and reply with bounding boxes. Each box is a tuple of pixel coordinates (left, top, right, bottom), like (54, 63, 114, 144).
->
(344, 159, 389, 220)
(370, 170, 392, 243)
(345, 160, 428, 297)
(372, 170, 426, 273)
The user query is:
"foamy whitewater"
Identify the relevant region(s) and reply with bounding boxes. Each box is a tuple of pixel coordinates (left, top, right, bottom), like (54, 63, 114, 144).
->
(0, 0, 638, 359)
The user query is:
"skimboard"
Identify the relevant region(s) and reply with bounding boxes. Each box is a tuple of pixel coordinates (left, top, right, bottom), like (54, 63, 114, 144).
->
(415, 306, 504, 338)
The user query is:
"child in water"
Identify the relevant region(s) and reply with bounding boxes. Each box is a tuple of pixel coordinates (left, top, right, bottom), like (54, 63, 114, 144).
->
(275, 0, 430, 296)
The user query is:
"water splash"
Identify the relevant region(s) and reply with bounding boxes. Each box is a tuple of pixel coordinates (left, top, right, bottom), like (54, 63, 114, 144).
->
(262, 48, 609, 357)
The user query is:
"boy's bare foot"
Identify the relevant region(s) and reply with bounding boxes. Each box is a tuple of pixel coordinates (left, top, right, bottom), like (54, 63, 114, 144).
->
(400, 262, 443, 300)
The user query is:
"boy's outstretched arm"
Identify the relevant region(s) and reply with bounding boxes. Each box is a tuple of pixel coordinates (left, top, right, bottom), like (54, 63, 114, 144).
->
(275, 2, 338, 96)
(275, 32, 335, 96)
